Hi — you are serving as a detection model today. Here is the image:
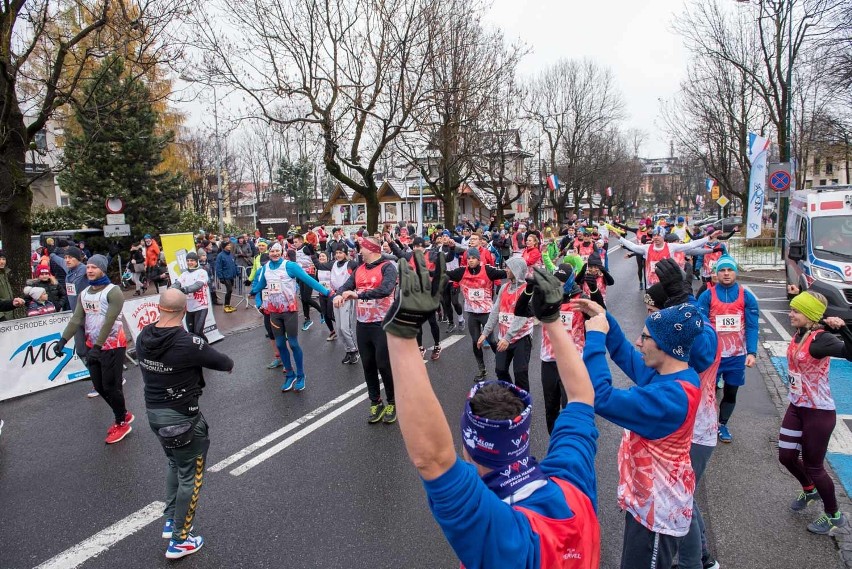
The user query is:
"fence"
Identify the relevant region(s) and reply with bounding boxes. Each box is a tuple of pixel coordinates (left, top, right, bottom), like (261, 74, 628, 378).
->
(723, 234, 784, 269)
(211, 265, 252, 309)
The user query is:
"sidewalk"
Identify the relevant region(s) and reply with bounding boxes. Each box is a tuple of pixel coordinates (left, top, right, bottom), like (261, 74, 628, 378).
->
(737, 266, 786, 284)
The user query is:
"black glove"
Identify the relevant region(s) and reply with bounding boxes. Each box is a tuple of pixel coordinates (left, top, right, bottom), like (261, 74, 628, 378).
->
(53, 338, 67, 357)
(383, 250, 447, 339)
(523, 267, 564, 323)
(244, 279, 252, 287)
(514, 283, 533, 317)
(86, 345, 103, 363)
(655, 258, 686, 299)
(584, 273, 597, 284)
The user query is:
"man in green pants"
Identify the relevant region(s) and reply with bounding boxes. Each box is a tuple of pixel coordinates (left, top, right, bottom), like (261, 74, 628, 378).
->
(135, 288, 234, 559)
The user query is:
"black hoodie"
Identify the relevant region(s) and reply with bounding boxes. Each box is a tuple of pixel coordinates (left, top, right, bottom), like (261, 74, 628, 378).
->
(136, 324, 234, 414)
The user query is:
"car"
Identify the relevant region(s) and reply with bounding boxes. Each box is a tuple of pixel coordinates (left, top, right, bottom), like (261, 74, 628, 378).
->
(693, 216, 718, 227)
(701, 216, 741, 233)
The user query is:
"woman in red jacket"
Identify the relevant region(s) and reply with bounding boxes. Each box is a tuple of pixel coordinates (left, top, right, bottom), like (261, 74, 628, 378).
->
(521, 233, 542, 275)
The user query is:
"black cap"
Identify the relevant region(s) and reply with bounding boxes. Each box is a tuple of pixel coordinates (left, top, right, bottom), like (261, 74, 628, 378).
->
(588, 251, 603, 268)
(644, 283, 668, 308)
(553, 263, 574, 283)
(186, 252, 199, 261)
(412, 236, 425, 247)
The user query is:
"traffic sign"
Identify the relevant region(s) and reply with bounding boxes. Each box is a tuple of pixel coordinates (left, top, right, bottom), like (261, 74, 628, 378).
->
(769, 168, 791, 192)
(105, 197, 125, 214)
(106, 214, 125, 225)
(103, 224, 131, 237)
(716, 195, 730, 208)
(711, 184, 720, 200)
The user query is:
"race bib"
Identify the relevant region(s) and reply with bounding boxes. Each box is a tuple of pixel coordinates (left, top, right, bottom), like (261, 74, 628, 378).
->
(649, 261, 658, 274)
(267, 279, 283, 293)
(559, 310, 574, 329)
(498, 312, 512, 325)
(788, 370, 802, 398)
(82, 299, 99, 314)
(715, 314, 742, 333)
(467, 288, 486, 301)
(320, 281, 331, 290)
(66, 283, 76, 296)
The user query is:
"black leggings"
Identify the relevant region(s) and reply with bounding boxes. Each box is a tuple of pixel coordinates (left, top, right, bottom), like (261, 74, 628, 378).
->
(635, 256, 645, 288)
(222, 279, 234, 306)
(356, 323, 394, 403)
(719, 383, 739, 425)
(299, 281, 322, 320)
(541, 361, 567, 434)
(441, 283, 462, 321)
(779, 404, 838, 513)
(416, 312, 440, 348)
(89, 347, 127, 424)
(319, 295, 335, 331)
(467, 312, 495, 367)
(495, 335, 532, 393)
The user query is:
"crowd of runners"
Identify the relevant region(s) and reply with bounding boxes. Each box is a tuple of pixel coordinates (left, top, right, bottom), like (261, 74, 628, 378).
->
(3, 213, 851, 568)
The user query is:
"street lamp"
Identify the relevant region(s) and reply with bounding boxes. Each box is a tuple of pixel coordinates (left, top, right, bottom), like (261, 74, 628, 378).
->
(180, 74, 224, 235)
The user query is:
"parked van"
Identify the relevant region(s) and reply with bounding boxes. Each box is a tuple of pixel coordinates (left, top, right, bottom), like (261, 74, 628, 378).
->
(786, 185, 852, 322)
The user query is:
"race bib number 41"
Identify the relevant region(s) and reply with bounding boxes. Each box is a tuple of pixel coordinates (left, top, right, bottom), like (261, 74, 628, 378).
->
(715, 314, 742, 333)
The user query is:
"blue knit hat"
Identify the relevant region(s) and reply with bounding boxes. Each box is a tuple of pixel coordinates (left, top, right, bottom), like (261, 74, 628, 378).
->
(645, 303, 703, 361)
(714, 255, 738, 273)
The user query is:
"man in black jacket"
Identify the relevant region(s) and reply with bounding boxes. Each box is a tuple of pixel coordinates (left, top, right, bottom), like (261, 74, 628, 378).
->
(136, 289, 234, 560)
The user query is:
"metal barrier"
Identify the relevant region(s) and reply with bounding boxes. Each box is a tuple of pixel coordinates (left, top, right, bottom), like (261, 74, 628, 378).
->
(211, 265, 251, 309)
(724, 235, 784, 269)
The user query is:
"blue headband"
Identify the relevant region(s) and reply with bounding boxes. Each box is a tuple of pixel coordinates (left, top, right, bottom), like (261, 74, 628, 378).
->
(461, 381, 532, 469)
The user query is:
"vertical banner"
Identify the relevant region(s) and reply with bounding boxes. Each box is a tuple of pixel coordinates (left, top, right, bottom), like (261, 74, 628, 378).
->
(746, 133, 771, 239)
(0, 312, 90, 401)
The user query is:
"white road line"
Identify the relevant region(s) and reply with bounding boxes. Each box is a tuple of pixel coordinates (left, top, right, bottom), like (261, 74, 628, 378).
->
(209, 384, 368, 473)
(761, 310, 792, 342)
(33, 501, 165, 569)
(230, 392, 371, 476)
(764, 340, 789, 358)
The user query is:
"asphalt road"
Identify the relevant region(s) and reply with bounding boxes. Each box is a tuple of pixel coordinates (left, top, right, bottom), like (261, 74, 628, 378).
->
(0, 252, 844, 569)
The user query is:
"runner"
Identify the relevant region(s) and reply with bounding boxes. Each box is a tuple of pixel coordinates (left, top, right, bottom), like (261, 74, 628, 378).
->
(290, 234, 323, 330)
(517, 263, 588, 434)
(478, 257, 532, 392)
(385, 256, 600, 569)
(696, 255, 759, 443)
(54, 255, 133, 444)
(136, 289, 235, 559)
(446, 247, 507, 379)
(251, 242, 329, 391)
(172, 252, 210, 341)
(389, 236, 443, 359)
(618, 226, 714, 287)
(332, 236, 399, 423)
(574, 298, 703, 569)
(313, 252, 336, 340)
(780, 287, 852, 535)
(314, 246, 359, 364)
(613, 219, 651, 290)
(576, 251, 614, 309)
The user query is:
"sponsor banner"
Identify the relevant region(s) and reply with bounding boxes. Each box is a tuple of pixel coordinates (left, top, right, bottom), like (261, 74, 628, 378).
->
(0, 312, 90, 402)
(746, 132, 771, 239)
(122, 294, 224, 344)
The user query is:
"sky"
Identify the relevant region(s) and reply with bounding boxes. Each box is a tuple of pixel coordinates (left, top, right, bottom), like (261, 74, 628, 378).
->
(485, 0, 690, 158)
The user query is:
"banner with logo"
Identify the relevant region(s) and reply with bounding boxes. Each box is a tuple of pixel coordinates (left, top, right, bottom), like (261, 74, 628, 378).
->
(746, 132, 771, 239)
(122, 294, 224, 344)
(0, 312, 90, 402)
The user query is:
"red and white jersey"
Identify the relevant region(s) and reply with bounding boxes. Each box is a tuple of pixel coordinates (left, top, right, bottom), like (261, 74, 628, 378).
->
(673, 250, 686, 270)
(576, 242, 595, 262)
(540, 302, 586, 362)
(581, 275, 607, 304)
(261, 262, 299, 313)
(644, 244, 671, 286)
(693, 341, 721, 447)
(177, 268, 209, 312)
(459, 267, 493, 314)
(81, 284, 127, 350)
(497, 285, 533, 341)
(701, 249, 723, 278)
(294, 246, 315, 275)
(708, 286, 746, 358)
(355, 261, 394, 323)
(787, 330, 834, 410)
(617, 381, 700, 537)
(329, 261, 352, 293)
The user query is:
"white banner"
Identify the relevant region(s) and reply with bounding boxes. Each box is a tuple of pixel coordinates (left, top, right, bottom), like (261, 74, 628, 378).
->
(746, 132, 771, 239)
(122, 292, 224, 344)
(0, 312, 90, 402)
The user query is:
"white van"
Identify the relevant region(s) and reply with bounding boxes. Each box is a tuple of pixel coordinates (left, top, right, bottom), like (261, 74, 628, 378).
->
(786, 185, 852, 322)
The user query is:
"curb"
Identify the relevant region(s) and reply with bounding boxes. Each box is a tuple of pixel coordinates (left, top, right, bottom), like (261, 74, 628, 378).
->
(757, 341, 852, 567)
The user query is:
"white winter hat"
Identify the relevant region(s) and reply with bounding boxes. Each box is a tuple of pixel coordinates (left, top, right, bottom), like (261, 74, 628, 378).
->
(24, 286, 46, 301)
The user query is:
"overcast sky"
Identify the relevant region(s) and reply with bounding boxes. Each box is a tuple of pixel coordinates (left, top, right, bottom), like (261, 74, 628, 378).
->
(486, 0, 690, 158)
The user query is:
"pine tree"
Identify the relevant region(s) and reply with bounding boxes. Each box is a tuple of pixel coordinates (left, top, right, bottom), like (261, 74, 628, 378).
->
(57, 56, 186, 238)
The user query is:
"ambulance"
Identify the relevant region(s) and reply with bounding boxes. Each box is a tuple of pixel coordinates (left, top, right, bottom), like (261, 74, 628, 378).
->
(786, 185, 852, 322)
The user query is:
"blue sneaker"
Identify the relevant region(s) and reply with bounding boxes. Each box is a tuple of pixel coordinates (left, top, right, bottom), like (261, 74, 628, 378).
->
(266, 358, 282, 369)
(718, 425, 732, 443)
(162, 519, 193, 539)
(294, 374, 306, 392)
(281, 370, 297, 392)
(165, 533, 204, 559)
(302, 319, 313, 331)
(320, 315, 325, 324)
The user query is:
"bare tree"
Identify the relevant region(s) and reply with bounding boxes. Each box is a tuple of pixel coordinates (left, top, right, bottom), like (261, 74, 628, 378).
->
(191, 0, 439, 233)
(525, 59, 625, 221)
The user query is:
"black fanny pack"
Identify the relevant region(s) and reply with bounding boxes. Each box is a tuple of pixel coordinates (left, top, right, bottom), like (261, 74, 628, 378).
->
(157, 415, 199, 449)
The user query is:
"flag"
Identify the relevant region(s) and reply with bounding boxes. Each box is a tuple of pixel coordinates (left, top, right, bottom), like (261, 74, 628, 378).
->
(705, 178, 713, 192)
(546, 173, 559, 191)
(745, 132, 771, 239)
(605, 186, 613, 197)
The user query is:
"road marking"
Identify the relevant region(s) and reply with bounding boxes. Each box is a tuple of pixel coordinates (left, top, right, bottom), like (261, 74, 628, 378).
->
(33, 501, 165, 569)
(231, 392, 370, 476)
(209, 384, 368, 473)
(831, 415, 852, 454)
(764, 340, 789, 358)
(761, 310, 792, 342)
